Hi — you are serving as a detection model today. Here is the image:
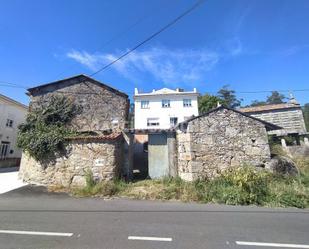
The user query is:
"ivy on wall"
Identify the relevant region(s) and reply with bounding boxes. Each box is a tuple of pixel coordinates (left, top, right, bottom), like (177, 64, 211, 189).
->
(17, 96, 81, 161)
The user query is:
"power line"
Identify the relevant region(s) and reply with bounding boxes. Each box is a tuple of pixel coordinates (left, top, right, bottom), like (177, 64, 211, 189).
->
(54, 1, 177, 79)
(0, 82, 29, 89)
(1, 81, 309, 95)
(89, 0, 205, 77)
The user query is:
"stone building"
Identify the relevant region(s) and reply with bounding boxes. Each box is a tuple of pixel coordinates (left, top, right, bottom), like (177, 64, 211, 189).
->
(176, 106, 280, 181)
(239, 96, 307, 137)
(27, 74, 129, 132)
(19, 75, 130, 186)
(19, 134, 123, 187)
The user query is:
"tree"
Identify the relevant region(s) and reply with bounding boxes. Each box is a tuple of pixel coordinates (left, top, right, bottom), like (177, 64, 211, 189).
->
(303, 103, 309, 131)
(248, 100, 267, 107)
(198, 94, 222, 114)
(217, 85, 242, 108)
(266, 91, 286, 104)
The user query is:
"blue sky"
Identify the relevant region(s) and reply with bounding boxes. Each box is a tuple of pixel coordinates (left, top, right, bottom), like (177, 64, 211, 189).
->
(0, 0, 309, 106)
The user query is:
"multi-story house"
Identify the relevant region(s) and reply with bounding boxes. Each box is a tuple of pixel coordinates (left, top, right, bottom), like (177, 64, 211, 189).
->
(134, 87, 199, 129)
(0, 93, 28, 165)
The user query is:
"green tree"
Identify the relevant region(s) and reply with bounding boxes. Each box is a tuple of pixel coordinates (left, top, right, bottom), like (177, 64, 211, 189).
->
(303, 103, 309, 131)
(266, 91, 286, 104)
(248, 100, 267, 107)
(217, 85, 242, 108)
(198, 94, 222, 114)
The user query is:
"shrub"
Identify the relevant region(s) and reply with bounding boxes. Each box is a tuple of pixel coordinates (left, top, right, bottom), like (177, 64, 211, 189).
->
(69, 164, 308, 208)
(199, 166, 271, 205)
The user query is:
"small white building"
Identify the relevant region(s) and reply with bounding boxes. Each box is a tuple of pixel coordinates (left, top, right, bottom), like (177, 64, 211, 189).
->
(0, 94, 28, 164)
(134, 87, 199, 129)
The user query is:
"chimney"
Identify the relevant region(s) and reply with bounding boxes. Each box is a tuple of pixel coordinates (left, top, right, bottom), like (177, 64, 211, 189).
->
(193, 88, 197, 92)
(134, 88, 138, 95)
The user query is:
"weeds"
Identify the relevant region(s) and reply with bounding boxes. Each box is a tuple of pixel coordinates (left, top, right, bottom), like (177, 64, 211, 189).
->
(68, 159, 309, 208)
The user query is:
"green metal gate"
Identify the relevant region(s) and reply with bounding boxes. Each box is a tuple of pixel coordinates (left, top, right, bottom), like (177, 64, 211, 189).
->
(148, 133, 169, 178)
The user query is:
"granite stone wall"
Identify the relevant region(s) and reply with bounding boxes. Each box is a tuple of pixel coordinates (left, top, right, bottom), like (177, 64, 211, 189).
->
(29, 76, 129, 132)
(177, 108, 271, 181)
(19, 137, 123, 187)
(250, 108, 307, 136)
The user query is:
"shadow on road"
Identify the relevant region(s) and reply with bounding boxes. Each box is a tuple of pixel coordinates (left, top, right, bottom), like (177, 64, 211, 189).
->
(0, 167, 19, 173)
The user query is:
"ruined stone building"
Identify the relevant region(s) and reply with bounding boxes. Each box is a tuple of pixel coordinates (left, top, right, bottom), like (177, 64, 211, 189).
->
(27, 74, 129, 132)
(19, 75, 130, 187)
(239, 97, 307, 137)
(176, 106, 280, 180)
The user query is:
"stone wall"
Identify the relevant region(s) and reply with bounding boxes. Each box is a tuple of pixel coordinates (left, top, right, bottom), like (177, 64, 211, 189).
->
(177, 108, 271, 181)
(19, 137, 123, 187)
(250, 108, 307, 136)
(29, 76, 129, 132)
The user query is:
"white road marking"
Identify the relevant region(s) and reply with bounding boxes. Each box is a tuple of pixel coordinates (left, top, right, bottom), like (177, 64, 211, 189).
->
(0, 229, 73, 237)
(128, 236, 172, 242)
(236, 241, 309, 248)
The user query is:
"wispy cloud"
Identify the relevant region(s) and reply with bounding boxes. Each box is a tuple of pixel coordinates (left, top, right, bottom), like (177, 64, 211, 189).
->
(67, 50, 103, 71)
(278, 44, 309, 57)
(66, 43, 242, 86)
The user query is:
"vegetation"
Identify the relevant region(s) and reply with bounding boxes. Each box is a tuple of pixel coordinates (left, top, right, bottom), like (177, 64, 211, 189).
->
(249, 100, 267, 107)
(303, 103, 309, 131)
(17, 95, 81, 161)
(266, 91, 286, 104)
(248, 91, 287, 107)
(198, 94, 223, 114)
(70, 159, 309, 208)
(198, 85, 242, 113)
(217, 85, 242, 108)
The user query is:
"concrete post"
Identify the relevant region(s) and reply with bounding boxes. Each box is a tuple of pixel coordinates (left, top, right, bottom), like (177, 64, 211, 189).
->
(167, 132, 178, 177)
(281, 138, 287, 148)
(304, 137, 309, 146)
(122, 132, 134, 181)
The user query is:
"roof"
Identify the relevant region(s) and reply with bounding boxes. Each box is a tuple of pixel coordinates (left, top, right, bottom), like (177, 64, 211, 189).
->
(0, 93, 28, 110)
(239, 103, 301, 113)
(134, 87, 199, 98)
(179, 105, 282, 131)
(27, 74, 128, 98)
(66, 132, 122, 142)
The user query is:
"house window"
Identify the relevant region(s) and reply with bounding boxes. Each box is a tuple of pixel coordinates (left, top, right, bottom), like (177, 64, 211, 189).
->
(147, 118, 159, 127)
(0, 142, 10, 159)
(6, 119, 14, 127)
(141, 100, 149, 109)
(183, 99, 192, 107)
(170, 117, 178, 127)
(162, 99, 170, 108)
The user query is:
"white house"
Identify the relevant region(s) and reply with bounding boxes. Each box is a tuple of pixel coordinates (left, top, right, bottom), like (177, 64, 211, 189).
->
(134, 87, 199, 129)
(0, 94, 28, 163)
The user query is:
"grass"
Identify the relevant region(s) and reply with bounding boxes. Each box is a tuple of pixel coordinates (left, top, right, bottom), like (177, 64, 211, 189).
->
(68, 159, 309, 208)
(61, 143, 309, 208)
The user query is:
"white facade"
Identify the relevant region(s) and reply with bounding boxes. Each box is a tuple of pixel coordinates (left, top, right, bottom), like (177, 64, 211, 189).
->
(134, 88, 199, 129)
(0, 94, 28, 159)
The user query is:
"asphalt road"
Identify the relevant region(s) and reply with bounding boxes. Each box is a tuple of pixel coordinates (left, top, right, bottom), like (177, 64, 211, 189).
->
(0, 185, 308, 249)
